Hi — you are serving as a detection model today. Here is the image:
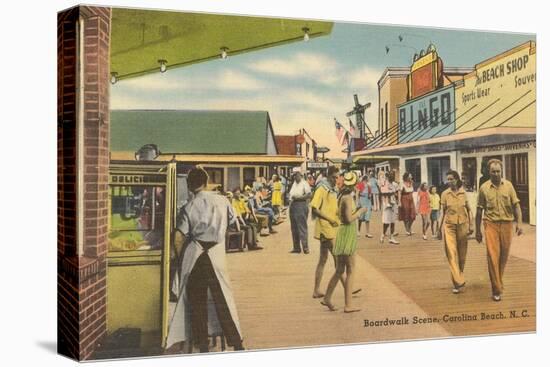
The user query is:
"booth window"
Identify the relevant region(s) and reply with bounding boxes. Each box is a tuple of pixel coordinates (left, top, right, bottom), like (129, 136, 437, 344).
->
(109, 186, 166, 252)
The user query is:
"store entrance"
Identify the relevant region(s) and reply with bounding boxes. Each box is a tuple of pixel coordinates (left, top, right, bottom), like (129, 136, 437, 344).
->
(506, 153, 530, 223)
(427, 156, 450, 191)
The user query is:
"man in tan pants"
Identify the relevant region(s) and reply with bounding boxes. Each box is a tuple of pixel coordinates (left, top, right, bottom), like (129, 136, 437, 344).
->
(476, 159, 523, 302)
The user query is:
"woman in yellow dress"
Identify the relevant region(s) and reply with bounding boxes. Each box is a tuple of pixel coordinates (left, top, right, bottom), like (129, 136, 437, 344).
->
(271, 174, 283, 214)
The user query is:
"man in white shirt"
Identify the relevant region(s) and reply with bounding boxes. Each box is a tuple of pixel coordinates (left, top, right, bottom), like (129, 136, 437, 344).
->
(289, 170, 312, 254)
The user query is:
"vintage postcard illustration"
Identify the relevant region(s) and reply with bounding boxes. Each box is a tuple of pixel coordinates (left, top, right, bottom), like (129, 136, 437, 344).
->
(57, 5, 536, 361)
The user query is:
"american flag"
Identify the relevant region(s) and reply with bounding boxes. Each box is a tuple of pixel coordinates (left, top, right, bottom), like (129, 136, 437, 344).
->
(334, 118, 344, 143)
(348, 118, 356, 137)
(341, 131, 350, 147)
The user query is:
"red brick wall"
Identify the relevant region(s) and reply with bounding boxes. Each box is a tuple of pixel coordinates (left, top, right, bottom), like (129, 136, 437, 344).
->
(57, 5, 111, 361)
(275, 135, 298, 155)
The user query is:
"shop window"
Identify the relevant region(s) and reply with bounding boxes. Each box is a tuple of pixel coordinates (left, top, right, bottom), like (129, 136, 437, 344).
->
(405, 158, 421, 190)
(461, 158, 477, 192)
(109, 186, 165, 252)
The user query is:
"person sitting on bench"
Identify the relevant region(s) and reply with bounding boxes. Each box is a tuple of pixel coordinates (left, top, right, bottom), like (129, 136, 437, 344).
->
(248, 188, 277, 234)
(229, 190, 263, 251)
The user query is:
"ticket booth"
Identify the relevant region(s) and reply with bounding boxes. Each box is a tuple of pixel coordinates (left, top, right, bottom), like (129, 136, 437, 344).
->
(105, 162, 177, 356)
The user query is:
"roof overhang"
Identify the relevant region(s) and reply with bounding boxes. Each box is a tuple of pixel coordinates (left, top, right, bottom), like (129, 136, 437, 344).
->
(110, 151, 305, 164)
(110, 8, 333, 80)
(352, 127, 536, 157)
(353, 155, 401, 163)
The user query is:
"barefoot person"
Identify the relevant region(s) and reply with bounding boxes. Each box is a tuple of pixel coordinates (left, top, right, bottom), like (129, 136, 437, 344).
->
(475, 159, 523, 302)
(322, 172, 367, 313)
(166, 168, 243, 353)
(311, 166, 341, 298)
(439, 170, 473, 294)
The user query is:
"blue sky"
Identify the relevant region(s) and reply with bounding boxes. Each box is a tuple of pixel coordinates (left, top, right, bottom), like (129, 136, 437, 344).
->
(111, 21, 534, 158)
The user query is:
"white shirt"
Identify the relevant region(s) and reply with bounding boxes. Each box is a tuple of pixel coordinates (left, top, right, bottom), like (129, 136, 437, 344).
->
(178, 190, 236, 243)
(289, 179, 311, 201)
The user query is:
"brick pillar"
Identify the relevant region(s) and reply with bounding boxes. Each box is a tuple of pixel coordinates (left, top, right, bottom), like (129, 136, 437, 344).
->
(57, 5, 111, 361)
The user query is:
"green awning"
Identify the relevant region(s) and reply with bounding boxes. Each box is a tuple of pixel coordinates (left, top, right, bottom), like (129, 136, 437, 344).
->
(110, 110, 275, 154)
(110, 8, 333, 80)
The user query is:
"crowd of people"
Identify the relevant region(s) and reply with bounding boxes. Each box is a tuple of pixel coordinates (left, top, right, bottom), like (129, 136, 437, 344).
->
(288, 161, 523, 312)
(166, 159, 524, 352)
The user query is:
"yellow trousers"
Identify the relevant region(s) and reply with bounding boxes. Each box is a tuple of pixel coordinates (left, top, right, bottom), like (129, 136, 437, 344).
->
(443, 222, 469, 287)
(484, 220, 513, 296)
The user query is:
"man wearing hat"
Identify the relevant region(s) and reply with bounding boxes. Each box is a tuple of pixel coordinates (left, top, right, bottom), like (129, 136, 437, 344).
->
(288, 168, 312, 253)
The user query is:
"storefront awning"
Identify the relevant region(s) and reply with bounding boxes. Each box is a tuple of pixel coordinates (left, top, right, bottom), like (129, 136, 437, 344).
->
(111, 151, 305, 164)
(353, 155, 400, 163)
(352, 127, 535, 157)
(110, 8, 333, 80)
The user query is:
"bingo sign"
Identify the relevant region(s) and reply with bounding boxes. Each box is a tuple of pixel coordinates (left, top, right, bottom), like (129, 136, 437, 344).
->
(398, 84, 455, 143)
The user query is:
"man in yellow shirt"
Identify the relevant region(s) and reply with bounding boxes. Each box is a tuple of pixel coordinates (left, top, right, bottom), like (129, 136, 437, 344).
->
(311, 166, 341, 298)
(475, 159, 523, 302)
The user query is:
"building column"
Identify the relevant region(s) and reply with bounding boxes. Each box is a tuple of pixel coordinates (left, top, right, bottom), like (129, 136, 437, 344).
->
(420, 156, 428, 184)
(449, 151, 458, 171)
(58, 5, 111, 361)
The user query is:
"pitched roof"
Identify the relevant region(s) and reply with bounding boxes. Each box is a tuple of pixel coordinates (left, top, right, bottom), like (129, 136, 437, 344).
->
(110, 110, 277, 155)
(275, 135, 297, 155)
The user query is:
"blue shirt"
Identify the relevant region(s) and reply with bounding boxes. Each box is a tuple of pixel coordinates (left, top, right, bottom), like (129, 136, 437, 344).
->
(369, 177, 379, 194)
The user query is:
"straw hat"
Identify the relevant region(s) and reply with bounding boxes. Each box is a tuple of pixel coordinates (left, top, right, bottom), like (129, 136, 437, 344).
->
(225, 191, 234, 199)
(343, 171, 358, 187)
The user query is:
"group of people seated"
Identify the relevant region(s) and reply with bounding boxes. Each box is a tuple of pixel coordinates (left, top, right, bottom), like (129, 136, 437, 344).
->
(214, 178, 288, 252)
